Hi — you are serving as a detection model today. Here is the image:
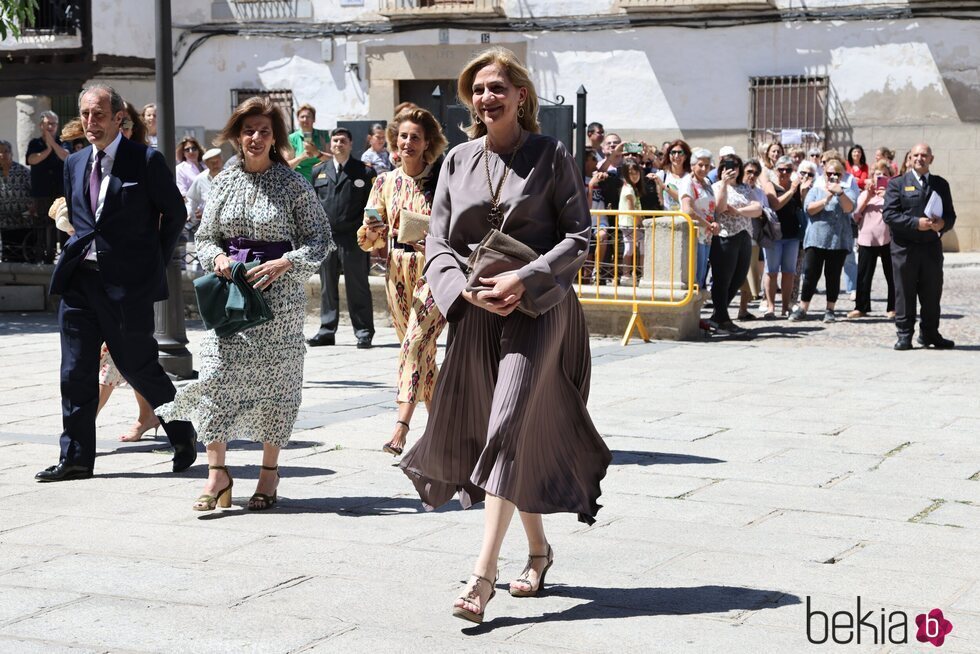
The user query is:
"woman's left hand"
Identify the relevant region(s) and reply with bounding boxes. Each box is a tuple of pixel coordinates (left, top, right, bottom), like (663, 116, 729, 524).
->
(246, 257, 293, 290)
(409, 240, 426, 254)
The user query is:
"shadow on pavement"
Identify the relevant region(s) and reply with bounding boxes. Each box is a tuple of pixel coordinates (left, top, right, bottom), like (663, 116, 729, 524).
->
(0, 312, 60, 335)
(464, 584, 801, 633)
(611, 450, 724, 466)
(744, 325, 823, 339)
(194, 494, 429, 520)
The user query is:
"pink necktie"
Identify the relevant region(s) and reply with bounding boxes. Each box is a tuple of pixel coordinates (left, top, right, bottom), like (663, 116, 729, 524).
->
(89, 150, 105, 217)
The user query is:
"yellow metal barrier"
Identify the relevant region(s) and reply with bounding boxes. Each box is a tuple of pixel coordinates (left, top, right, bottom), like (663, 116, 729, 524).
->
(576, 209, 699, 345)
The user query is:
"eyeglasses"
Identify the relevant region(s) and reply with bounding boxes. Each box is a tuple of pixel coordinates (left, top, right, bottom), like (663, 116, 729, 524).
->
(669, 149, 685, 156)
(184, 146, 199, 153)
(776, 167, 792, 173)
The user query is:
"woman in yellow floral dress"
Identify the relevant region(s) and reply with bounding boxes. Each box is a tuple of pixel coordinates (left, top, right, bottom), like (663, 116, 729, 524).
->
(357, 107, 448, 455)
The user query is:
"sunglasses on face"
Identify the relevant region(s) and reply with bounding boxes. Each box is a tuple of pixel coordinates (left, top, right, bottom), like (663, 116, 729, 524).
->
(744, 169, 759, 175)
(809, 154, 820, 158)
(776, 167, 792, 173)
(826, 172, 841, 178)
(799, 171, 813, 177)
(669, 150, 685, 156)
(184, 146, 199, 153)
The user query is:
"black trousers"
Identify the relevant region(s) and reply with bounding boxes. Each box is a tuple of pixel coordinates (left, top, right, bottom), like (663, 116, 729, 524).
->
(58, 268, 195, 468)
(891, 239, 944, 339)
(709, 230, 752, 324)
(855, 244, 895, 313)
(316, 234, 374, 340)
(801, 247, 847, 304)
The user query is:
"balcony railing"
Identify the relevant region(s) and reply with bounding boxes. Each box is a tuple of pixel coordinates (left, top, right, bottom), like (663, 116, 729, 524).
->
(213, 0, 313, 20)
(19, 0, 83, 36)
(379, 0, 504, 18)
(619, 0, 774, 10)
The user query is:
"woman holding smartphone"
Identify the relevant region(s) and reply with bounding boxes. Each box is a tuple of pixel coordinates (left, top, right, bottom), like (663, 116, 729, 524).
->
(708, 154, 762, 335)
(358, 107, 448, 456)
(848, 160, 895, 318)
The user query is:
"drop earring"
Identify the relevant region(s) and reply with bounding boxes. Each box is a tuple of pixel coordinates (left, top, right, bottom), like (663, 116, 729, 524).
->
(517, 104, 525, 119)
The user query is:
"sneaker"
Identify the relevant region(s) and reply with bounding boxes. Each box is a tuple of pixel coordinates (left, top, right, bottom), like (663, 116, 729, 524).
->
(846, 310, 866, 319)
(788, 306, 807, 322)
(720, 321, 748, 336)
(823, 309, 836, 323)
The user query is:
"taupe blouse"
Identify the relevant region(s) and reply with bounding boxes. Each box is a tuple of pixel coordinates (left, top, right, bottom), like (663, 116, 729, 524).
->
(424, 133, 591, 321)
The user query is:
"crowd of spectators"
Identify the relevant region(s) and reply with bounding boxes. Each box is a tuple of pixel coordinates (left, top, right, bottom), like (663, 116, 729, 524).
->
(581, 122, 900, 336)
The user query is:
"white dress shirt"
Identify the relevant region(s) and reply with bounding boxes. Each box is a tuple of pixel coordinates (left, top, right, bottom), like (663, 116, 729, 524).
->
(84, 131, 123, 261)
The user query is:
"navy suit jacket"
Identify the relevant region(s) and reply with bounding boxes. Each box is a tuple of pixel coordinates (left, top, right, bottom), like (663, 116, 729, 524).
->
(50, 136, 187, 303)
(882, 170, 956, 247)
(311, 158, 376, 237)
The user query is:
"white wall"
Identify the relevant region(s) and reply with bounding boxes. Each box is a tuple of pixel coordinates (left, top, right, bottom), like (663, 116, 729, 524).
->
(89, 0, 155, 57)
(0, 97, 19, 162)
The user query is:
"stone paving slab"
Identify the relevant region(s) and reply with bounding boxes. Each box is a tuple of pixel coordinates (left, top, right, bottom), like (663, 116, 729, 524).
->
(0, 265, 977, 652)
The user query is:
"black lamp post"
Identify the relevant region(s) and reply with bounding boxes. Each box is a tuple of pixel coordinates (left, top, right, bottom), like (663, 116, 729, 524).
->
(153, 0, 193, 378)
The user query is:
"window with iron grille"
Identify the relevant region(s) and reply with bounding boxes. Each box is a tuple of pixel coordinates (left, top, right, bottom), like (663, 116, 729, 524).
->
(748, 76, 828, 156)
(21, 0, 84, 36)
(230, 89, 296, 132)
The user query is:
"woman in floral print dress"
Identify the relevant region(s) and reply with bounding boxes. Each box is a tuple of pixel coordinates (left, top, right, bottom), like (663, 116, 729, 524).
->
(357, 107, 448, 456)
(158, 97, 330, 511)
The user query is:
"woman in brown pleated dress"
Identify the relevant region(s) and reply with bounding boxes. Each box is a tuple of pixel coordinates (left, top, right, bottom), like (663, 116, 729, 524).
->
(399, 47, 611, 624)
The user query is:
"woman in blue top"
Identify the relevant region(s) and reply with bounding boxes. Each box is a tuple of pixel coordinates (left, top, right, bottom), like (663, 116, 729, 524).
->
(789, 158, 856, 323)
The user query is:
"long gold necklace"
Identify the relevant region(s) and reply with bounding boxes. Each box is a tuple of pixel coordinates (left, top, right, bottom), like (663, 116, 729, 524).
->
(483, 130, 525, 228)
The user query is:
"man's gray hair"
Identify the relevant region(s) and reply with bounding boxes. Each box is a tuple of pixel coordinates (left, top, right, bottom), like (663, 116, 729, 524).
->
(78, 83, 125, 115)
(0, 139, 12, 152)
(38, 110, 59, 124)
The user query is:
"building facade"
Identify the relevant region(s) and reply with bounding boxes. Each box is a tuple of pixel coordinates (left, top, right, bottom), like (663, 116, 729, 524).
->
(3, 0, 978, 250)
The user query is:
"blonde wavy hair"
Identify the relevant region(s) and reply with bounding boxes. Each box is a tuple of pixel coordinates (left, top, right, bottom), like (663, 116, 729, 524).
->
(457, 47, 541, 140)
(385, 107, 448, 165)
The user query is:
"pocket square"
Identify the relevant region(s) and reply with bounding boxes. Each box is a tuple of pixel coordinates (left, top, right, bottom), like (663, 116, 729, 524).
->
(121, 181, 139, 188)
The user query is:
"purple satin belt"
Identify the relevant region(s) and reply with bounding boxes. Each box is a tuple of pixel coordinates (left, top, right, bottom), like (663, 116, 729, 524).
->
(225, 237, 292, 263)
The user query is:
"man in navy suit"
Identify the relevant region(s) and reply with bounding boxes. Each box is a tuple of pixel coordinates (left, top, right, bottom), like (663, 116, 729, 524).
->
(882, 143, 956, 351)
(36, 84, 197, 482)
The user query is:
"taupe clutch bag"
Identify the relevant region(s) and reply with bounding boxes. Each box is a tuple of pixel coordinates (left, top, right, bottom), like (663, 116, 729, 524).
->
(397, 209, 430, 244)
(465, 229, 541, 318)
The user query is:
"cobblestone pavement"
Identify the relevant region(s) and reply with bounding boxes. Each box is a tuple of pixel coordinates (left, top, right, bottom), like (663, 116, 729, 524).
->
(0, 262, 977, 653)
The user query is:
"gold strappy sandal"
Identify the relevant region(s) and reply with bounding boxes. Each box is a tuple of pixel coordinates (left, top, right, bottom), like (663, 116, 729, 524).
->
(452, 573, 497, 624)
(509, 545, 554, 597)
(192, 465, 233, 511)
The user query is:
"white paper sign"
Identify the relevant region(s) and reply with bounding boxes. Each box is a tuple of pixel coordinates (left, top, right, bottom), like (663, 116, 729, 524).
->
(780, 129, 803, 145)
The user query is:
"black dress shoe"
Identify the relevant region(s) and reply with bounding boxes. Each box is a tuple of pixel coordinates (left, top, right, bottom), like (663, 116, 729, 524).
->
(356, 337, 373, 349)
(36, 462, 94, 482)
(894, 337, 913, 351)
(917, 334, 955, 349)
(172, 440, 198, 473)
(307, 334, 335, 347)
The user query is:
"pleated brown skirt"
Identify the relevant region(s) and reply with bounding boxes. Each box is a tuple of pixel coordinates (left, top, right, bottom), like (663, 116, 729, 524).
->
(399, 292, 611, 525)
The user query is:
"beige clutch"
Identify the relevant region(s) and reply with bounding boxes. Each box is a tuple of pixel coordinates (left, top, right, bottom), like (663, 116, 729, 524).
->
(465, 229, 541, 318)
(397, 209, 430, 244)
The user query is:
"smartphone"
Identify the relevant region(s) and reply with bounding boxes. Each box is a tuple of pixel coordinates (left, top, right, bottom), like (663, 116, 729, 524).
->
(364, 208, 383, 225)
(875, 176, 890, 190)
(623, 142, 643, 155)
(720, 161, 739, 172)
